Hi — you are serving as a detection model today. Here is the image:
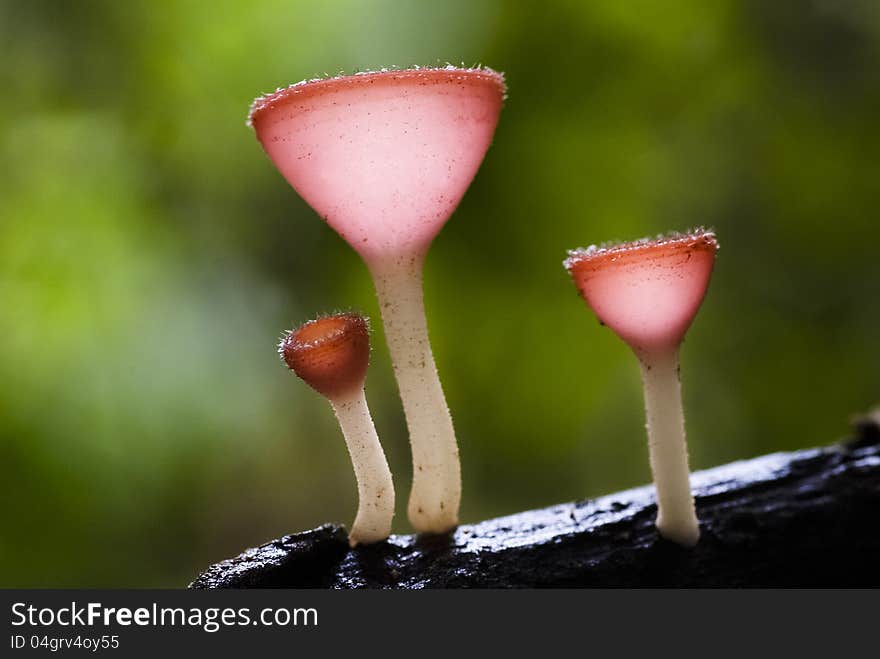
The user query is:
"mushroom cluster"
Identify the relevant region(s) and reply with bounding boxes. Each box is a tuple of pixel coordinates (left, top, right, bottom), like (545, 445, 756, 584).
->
(252, 66, 505, 538)
(250, 66, 720, 550)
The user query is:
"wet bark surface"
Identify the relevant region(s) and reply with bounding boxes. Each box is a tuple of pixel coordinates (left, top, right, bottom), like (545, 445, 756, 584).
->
(191, 416, 880, 588)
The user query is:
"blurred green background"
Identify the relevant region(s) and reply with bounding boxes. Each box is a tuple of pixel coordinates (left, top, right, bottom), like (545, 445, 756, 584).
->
(1, 0, 878, 586)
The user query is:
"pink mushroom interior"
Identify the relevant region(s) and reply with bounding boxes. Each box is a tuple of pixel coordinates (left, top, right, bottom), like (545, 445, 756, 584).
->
(565, 231, 718, 354)
(250, 68, 505, 261)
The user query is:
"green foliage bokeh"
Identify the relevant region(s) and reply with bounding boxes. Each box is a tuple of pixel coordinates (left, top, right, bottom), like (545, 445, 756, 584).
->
(1, 0, 878, 585)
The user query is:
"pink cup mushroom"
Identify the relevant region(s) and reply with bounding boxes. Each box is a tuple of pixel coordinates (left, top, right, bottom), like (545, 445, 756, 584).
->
(250, 66, 506, 534)
(279, 312, 394, 547)
(564, 229, 719, 547)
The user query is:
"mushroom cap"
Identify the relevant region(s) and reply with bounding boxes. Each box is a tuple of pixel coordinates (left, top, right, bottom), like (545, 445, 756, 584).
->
(564, 230, 718, 354)
(250, 67, 505, 262)
(279, 313, 370, 399)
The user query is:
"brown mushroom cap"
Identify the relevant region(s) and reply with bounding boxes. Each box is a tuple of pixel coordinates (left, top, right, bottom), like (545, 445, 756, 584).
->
(279, 313, 370, 398)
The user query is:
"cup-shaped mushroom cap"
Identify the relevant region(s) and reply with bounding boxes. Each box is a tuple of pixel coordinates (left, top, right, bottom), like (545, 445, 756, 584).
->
(564, 230, 718, 354)
(249, 67, 505, 262)
(279, 313, 370, 399)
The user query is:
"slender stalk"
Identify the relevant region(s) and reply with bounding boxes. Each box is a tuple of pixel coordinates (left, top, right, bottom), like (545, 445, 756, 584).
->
(330, 388, 395, 546)
(369, 253, 460, 534)
(638, 348, 700, 546)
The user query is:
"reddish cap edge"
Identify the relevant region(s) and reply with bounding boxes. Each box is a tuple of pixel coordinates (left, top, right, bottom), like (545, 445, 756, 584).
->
(247, 65, 507, 127)
(563, 228, 719, 273)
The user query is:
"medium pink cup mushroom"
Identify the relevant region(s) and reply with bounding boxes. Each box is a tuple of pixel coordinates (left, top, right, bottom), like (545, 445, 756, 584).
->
(564, 229, 719, 547)
(250, 67, 506, 534)
(279, 312, 394, 547)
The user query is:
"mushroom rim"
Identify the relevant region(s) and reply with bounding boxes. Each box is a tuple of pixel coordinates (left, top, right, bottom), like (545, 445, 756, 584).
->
(247, 65, 507, 127)
(563, 228, 719, 274)
(277, 312, 371, 358)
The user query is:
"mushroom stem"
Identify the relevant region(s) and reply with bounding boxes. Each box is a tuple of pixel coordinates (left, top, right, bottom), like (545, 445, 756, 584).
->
(369, 254, 460, 534)
(330, 387, 395, 547)
(638, 347, 700, 547)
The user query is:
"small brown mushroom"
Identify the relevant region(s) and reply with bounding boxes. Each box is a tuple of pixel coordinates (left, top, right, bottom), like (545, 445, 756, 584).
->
(279, 312, 394, 547)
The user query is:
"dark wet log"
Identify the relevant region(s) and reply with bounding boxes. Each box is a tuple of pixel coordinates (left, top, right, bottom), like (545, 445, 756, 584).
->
(191, 414, 880, 588)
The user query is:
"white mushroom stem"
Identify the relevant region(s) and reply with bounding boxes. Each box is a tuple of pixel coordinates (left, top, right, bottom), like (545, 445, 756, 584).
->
(638, 348, 700, 547)
(330, 387, 395, 547)
(369, 254, 460, 534)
